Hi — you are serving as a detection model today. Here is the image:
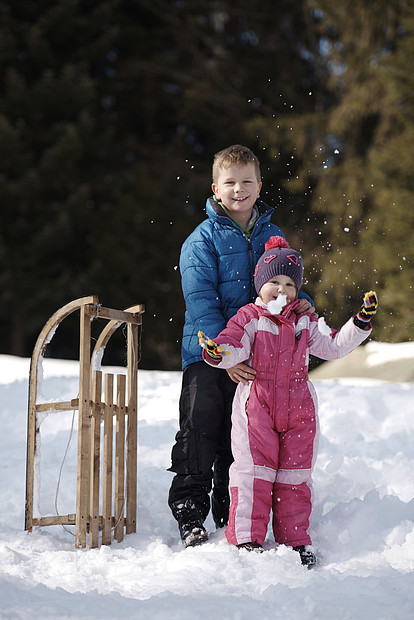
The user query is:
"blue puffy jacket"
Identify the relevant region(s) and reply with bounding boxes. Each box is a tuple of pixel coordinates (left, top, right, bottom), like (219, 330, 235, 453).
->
(180, 196, 290, 369)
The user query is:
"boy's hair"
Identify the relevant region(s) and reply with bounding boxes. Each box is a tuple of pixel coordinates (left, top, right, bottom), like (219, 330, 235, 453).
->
(212, 144, 261, 184)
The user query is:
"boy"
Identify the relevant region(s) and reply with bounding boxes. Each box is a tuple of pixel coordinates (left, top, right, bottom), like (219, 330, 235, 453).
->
(168, 145, 313, 547)
(200, 236, 377, 567)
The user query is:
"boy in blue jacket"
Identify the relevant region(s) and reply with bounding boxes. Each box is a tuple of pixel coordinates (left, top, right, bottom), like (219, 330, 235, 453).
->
(168, 144, 314, 547)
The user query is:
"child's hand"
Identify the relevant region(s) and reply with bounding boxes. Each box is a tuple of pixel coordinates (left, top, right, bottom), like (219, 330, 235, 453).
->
(198, 331, 229, 360)
(294, 298, 318, 318)
(358, 291, 378, 322)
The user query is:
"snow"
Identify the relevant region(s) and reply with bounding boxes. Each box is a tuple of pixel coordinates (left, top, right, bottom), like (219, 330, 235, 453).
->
(267, 294, 286, 315)
(1, 352, 414, 619)
(364, 341, 414, 366)
(317, 316, 332, 336)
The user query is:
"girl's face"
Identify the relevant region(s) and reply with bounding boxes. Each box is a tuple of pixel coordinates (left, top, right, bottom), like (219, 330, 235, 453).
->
(259, 274, 297, 306)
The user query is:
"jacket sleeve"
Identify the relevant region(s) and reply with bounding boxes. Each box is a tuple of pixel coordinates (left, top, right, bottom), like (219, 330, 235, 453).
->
(308, 316, 371, 361)
(180, 231, 227, 339)
(202, 306, 256, 369)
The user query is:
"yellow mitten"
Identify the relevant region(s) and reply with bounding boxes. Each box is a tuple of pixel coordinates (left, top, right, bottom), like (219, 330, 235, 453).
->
(198, 331, 229, 359)
(358, 291, 378, 322)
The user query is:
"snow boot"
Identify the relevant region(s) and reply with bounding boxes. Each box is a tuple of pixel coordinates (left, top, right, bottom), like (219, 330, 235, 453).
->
(293, 545, 317, 569)
(237, 541, 264, 553)
(171, 499, 209, 548)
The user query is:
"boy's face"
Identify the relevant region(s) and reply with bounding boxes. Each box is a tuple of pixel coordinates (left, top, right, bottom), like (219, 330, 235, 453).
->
(212, 163, 262, 226)
(259, 274, 298, 306)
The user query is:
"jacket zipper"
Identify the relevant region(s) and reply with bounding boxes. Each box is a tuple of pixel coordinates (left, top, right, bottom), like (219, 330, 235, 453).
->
(245, 207, 270, 301)
(222, 204, 271, 302)
(246, 238, 255, 300)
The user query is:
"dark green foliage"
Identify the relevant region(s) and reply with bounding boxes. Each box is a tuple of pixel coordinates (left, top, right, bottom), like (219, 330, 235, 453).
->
(0, 0, 412, 369)
(249, 1, 414, 344)
(300, 0, 414, 342)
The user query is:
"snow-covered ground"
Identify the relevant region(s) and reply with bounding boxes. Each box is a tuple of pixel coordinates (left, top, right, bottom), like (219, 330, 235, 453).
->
(0, 348, 414, 620)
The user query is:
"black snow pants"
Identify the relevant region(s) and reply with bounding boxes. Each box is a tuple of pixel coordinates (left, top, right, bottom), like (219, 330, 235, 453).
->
(168, 361, 237, 527)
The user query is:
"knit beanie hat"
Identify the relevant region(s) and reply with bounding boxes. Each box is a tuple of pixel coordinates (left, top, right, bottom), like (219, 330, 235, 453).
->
(254, 236, 303, 294)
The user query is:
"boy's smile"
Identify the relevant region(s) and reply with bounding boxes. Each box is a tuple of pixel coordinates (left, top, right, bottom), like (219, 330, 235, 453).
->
(212, 163, 262, 228)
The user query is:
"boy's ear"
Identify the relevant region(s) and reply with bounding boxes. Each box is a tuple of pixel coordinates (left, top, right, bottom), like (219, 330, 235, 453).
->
(212, 183, 219, 197)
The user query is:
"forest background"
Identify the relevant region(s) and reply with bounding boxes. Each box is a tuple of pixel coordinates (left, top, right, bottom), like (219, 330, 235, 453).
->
(0, 0, 413, 371)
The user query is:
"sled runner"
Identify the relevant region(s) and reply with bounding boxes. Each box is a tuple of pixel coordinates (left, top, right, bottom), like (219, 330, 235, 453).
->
(24, 296, 144, 549)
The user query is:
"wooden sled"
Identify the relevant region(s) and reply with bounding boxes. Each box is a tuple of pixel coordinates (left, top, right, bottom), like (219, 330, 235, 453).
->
(25, 296, 145, 548)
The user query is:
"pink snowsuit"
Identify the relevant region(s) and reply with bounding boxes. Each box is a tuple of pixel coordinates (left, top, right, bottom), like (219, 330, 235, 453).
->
(203, 298, 371, 547)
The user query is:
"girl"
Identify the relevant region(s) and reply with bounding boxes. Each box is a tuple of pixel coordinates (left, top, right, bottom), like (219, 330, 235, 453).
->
(199, 236, 377, 568)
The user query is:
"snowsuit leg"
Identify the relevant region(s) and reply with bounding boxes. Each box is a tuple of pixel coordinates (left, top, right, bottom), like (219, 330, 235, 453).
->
(271, 402, 319, 546)
(168, 362, 236, 524)
(226, 464, 275, 546)
(225, 380, 318, 547)
(272, 481, 312, 546)
(225, 384, 279, 545)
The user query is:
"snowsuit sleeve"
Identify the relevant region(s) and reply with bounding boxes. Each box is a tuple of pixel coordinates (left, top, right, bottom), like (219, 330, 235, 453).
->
(307, 316, 372, 361)
(202, 305, 257, 369)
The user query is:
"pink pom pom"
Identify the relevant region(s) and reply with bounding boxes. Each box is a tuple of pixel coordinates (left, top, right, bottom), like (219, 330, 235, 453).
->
(264, 236, 290, 251)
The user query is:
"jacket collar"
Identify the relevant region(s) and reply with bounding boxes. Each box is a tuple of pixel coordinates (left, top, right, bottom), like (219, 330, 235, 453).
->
(206, 196, 274, 224)
(255, 297, 301, 319)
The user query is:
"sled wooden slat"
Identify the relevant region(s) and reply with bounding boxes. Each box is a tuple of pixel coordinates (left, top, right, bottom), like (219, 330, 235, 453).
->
(89, 371, 102, 549)
(32, 515, 129, 527)
(75, 303, 93, 549)
(35, 400, 80, 412)
(32, 514, 77, 526)
(95, 306, 143, 325)
(102, 373, 114, 546)
(24, 296, 144, 549)
(126, 323, 138, 535)
(114, 374, 126, 543)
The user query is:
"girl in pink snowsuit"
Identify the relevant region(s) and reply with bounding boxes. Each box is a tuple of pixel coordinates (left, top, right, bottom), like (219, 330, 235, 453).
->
(200, 236, 377, 566)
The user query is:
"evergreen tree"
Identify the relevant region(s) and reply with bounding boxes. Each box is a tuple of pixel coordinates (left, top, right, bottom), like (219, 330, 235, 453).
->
(306, 0, 414, 341)
(2, 0, 410, 368)
(0, 0, 325, 368)
(0, 1, 124, 355)
(249, 0, 414, 344)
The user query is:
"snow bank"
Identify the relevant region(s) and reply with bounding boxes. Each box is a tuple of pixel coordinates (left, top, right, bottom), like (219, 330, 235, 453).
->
(0, 355, 413, 619)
